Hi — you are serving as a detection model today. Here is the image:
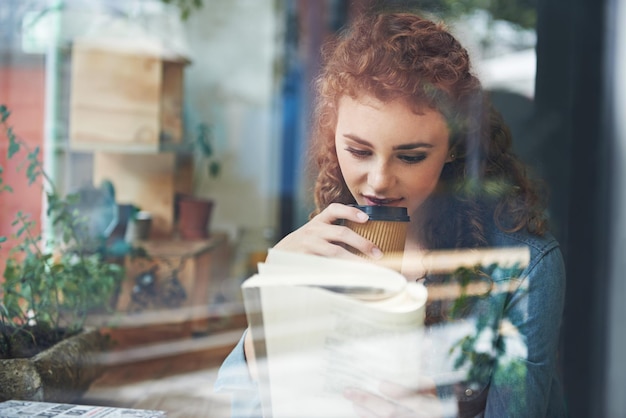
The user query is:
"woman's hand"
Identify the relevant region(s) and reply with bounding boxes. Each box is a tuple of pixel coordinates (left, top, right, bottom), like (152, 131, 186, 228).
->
(344, 380, 444, 418)
(273, 203, 383, 259)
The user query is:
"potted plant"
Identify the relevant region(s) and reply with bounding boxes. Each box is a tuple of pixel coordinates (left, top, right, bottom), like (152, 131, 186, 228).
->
(0, 105, 124, 402)
(176, 122, 222, 239)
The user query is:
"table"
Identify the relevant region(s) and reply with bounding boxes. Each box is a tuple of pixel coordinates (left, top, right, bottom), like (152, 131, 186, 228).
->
(116, 234, 227, 333)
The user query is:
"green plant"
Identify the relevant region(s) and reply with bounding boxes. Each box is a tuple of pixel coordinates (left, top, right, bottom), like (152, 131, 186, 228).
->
(445, 262, 529, 389)
(0, 105, 124, 358)
(194, 122, 221, 178)
(160, 0, 205, 20)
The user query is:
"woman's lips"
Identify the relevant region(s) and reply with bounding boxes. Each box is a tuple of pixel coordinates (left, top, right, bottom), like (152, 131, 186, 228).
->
(363, 196, 403, 206)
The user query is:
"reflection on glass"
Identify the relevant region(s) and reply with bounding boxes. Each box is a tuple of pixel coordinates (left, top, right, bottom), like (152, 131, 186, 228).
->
(216, 9, 566, 418)
(2, 1, 570, 417)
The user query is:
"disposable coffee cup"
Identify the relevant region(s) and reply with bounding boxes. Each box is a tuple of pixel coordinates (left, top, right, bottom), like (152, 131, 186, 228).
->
(341, 205, 410, 262)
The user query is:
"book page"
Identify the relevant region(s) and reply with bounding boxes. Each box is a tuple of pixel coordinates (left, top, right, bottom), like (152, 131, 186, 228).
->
(263, 249, 403, 277)
(252, 283, 426, 418)
(255, 250, 409, 300)
(322, 283, 426, 392)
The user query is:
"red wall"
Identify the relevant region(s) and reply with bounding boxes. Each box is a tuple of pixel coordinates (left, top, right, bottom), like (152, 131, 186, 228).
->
(0, 65, 46, 271)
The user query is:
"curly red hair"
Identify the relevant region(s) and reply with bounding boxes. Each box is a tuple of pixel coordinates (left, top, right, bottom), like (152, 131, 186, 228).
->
(309, 12, 547, 249)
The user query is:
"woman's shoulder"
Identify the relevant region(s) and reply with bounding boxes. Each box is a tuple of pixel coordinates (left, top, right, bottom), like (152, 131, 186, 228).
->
(483, 222, 563, 270)
(483, 222, 566, 303)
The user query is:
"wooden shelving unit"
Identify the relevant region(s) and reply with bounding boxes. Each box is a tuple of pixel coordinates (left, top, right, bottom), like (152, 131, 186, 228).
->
(68, 36, 193, 238)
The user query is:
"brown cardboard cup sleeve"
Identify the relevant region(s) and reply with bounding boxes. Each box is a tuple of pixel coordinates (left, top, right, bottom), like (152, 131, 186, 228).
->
(341, 205, 410, 260)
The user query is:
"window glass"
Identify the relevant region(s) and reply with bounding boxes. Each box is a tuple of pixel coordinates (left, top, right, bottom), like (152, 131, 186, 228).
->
(2, 0, 624, 417)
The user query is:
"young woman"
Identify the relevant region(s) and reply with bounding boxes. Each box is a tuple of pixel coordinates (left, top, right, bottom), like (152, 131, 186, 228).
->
(216, 12, 566, 418)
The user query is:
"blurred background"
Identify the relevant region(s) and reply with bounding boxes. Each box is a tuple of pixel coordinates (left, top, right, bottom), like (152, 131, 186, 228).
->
(1, 0, 624, 417)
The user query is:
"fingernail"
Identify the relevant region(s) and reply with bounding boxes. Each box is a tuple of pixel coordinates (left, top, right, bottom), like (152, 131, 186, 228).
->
(357, 211, 369, 221)
(371, 247, 383, 259)
(343, 387, 360, 400)
(343, 388, 354, 399)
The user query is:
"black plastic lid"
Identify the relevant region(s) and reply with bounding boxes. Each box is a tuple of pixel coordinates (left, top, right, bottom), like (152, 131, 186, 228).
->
(351, 205, 410, 222)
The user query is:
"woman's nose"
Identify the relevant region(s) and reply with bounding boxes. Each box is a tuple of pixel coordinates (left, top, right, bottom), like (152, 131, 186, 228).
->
(367, 161, 395, 192)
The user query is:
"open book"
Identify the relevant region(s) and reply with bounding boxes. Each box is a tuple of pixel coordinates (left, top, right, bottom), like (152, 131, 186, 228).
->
(242, 246, 531, 417)
(242, 250, 428, 418)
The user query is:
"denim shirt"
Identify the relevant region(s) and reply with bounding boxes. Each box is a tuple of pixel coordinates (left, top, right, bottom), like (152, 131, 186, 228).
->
(214, 224, 567, 418)
(423, 224, 568, 417)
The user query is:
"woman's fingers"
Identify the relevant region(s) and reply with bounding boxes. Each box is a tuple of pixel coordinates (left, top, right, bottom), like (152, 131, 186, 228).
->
(315, 202, 370, 224)
(345, 382, 444, 418)
(380, 379, 437, 398)
(345, 388, 398, 418)
(314, 203, 383, 257)
(277, 225, 379, 259)
(323, 224, 383, 259)
(273, 203, 382, 258)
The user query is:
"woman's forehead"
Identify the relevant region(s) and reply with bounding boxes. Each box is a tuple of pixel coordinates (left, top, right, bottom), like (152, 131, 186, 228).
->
(336, 95, 450, 144)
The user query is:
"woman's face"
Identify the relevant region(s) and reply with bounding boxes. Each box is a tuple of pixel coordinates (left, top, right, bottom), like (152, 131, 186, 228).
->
(335, 94, 452, 220)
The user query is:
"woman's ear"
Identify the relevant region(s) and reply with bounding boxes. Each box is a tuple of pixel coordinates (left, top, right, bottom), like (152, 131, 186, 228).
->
(445, 149, 457, 163)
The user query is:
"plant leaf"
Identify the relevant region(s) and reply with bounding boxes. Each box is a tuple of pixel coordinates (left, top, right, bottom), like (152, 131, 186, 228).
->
(209, 161, 221, 177)
(7, 133, 19, 158)
(0, 104, 9, 122)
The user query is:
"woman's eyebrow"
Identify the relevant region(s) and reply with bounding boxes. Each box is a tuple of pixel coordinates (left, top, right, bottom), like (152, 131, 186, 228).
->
(343, 134, 372, 147)
(393, 142, 433, 151)
(343, 134, 433, 150)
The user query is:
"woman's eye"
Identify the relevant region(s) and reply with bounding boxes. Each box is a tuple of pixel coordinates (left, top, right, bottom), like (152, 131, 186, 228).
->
(345, 147, 371, 158)
(398, 154, 427, 164)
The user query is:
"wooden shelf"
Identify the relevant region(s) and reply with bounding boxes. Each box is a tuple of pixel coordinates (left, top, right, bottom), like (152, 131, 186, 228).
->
(69, 41, 188, 153)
